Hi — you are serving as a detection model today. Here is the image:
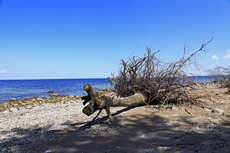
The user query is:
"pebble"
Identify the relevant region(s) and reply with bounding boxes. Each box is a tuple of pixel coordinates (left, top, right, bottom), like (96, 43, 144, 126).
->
(69, 95, 75, 98)
(49, 93, 59, 97)
(156, 146, 174, 151)
(0, 105, 6, 112)
(9, 107, 18, 113)
(18, 107, 24, 110)
(172, 106, 178, 111)
(37, 98, 43, 101)
(10, 98, 17, 101)
(212, 108, 224, 115)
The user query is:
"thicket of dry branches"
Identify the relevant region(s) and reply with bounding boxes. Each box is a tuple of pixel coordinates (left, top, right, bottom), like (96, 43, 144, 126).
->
(205, 65, 230, 88)
(108, 38, 214, 106)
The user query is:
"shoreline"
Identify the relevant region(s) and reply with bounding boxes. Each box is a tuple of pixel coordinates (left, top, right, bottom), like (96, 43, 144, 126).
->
(0, 88, 115, 109)
(0, 78, 112, 103)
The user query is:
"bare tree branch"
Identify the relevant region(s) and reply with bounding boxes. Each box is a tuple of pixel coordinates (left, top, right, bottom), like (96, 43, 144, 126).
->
(108, 38, 214, 106)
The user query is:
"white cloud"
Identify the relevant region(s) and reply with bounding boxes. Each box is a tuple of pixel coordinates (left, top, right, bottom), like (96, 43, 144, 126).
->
(211, 55, 219, 59)
(228, 49, 230, 52)
(224, 54, 230, 58)
(0, 70, 6, 74)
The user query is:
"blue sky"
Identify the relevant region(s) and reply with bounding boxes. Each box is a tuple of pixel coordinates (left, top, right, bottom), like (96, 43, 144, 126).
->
(0, 0, 230, 79)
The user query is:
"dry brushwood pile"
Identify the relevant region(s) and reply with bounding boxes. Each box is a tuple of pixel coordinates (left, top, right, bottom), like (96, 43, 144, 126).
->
(108, 38, 214, 106)
(205, 65, 230, 88)
(82, 38, 214, 122)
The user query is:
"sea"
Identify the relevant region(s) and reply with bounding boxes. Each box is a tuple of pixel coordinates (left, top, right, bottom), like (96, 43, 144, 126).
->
(0, 78, 111, 103)
(0, 76, 211, 103)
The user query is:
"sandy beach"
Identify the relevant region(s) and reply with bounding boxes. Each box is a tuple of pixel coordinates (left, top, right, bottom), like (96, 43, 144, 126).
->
(1, 86, 230, 153)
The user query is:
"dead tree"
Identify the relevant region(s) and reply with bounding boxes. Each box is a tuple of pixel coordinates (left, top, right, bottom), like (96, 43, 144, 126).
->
(82, 38, 213, 123)
(108, 38, 214, 106)
(82, 84, 146, 124)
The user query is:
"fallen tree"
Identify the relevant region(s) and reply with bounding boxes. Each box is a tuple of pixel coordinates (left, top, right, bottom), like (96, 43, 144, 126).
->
(82, 38, 213, 123)
(82, 84, 146, 123)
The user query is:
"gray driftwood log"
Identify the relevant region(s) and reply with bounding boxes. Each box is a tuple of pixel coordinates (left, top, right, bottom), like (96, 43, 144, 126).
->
(81, 84, 147, 124)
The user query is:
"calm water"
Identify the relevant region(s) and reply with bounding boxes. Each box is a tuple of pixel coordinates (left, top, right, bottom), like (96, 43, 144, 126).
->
(0, 78, 111, 103)
(0, 76, 211, 103)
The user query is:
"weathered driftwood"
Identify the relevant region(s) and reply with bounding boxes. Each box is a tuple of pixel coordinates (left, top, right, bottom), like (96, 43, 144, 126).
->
(81, 84, 98, 105)
(81, 84, 146, 124)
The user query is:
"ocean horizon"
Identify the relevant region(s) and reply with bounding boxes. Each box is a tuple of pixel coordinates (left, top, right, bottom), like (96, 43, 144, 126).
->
(0, 76, 211, 103)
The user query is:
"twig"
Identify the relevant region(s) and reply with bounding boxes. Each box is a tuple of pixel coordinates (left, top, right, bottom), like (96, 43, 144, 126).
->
(89, 109, 103, 125)
(185, 108, 193, 115)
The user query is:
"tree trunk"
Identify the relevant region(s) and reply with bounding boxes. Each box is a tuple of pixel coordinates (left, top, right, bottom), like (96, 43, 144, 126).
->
(81, 84, 98, 105)
(95, 93, 147, 107)
(81, 84, 146, 122)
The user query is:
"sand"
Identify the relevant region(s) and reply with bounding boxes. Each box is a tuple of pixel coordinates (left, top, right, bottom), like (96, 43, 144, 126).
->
(1, 86, 230, 153)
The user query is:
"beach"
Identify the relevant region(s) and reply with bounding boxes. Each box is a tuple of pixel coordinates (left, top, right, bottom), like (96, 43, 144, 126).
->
(0, 98, 131, 152)
(0, 85, 230, 153)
